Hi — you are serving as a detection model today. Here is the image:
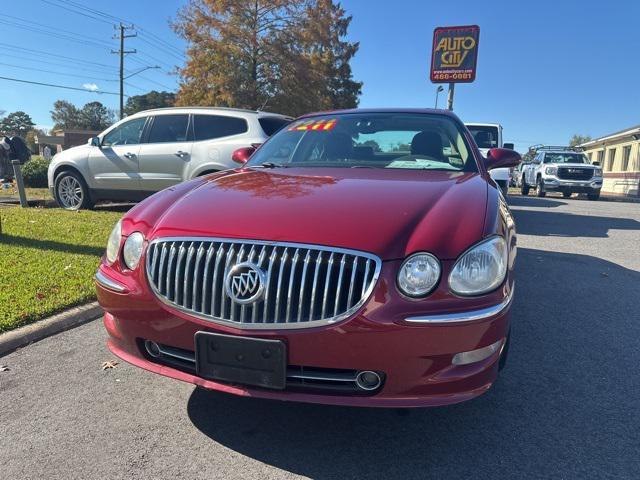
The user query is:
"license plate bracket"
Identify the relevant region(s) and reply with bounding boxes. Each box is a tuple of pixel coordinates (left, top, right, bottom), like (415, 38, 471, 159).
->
(195, 332, 286, 390)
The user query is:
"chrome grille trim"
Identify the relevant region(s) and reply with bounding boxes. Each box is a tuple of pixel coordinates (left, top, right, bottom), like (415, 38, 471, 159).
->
(146, 237, 382, 330)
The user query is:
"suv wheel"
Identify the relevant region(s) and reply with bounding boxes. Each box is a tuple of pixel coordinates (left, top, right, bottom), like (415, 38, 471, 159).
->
(520, 176, 530, 195)
(535, 177, 546, 197)
(562, 192, 572, 198)
(499, 181, 509, 198)
(587, 191, 601, 201)
(54, 171, 93, 210)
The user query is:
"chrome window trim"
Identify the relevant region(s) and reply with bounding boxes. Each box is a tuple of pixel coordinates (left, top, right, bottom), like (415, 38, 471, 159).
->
(95, 269, 127, 293)
(145, 237, 382, 330)
(404, 287, 514, 324)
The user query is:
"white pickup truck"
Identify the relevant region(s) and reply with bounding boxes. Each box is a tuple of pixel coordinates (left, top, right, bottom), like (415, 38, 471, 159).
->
(465, 123, 514, 197)
(520, 147, 603, 200)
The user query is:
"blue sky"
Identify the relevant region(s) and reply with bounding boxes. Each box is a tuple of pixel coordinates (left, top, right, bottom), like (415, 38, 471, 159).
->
(2, 0, 639, 152)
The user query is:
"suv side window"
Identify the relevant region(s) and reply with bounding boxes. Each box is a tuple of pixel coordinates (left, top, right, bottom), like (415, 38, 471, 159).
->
(147, 115, 190, 143)
(102, 117, 146, 146)
(193, 114, 248, 141)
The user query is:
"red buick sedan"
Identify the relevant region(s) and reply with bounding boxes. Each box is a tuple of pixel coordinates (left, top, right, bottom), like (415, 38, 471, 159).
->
(96, 109, 520, 407)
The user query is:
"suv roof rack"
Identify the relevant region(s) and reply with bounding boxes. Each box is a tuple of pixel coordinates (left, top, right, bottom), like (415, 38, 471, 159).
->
(528, 144, 580, 152)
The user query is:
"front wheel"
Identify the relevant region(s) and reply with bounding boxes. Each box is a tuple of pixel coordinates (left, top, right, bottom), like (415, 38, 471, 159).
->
(562, 192, 572, 198)
(535, 177, 546, 197)
(587, 191, 601, 201)
(520, 177, 530, 195)
(54, 171, 93, 210)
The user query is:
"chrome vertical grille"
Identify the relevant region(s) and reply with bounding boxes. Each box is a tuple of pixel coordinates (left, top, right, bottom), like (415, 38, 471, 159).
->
(146, 238, 381, 329)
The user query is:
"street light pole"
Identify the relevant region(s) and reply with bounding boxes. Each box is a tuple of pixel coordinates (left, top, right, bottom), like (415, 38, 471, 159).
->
(435, 85, 444, 109)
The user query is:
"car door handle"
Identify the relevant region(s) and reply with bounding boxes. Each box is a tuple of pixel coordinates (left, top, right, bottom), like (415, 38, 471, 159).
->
(124, 152, 136, 159)
(175, 151, 188, 158)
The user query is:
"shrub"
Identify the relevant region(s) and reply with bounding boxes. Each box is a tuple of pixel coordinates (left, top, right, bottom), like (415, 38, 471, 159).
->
(22, 156, 50, 188)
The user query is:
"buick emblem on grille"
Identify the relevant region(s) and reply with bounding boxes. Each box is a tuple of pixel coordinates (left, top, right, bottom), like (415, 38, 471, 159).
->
(224, 262, 266, 304)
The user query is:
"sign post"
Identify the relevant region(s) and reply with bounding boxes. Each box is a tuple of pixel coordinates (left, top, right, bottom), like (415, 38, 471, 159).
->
(430, 25, 480, 110)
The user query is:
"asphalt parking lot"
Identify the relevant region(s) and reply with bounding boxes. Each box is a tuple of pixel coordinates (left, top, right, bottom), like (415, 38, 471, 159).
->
(1, 194, 639, 479)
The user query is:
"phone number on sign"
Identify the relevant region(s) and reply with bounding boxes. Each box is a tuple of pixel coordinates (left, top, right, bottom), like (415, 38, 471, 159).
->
(432, 72, 474, 81)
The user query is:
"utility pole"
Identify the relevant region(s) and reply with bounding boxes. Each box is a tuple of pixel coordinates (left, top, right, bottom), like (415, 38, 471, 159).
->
(111, 23, 136, 119)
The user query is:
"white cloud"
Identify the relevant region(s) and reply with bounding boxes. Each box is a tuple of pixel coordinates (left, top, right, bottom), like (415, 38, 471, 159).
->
(83, 83, 99, 92)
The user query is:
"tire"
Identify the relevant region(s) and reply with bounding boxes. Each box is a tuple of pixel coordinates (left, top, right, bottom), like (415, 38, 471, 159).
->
(54, 170, 94, 210)
(535, 177, 546, 197)
(587, 191, 600, 201)
(562, 192, 572, 198)
(520, 176, 530, 195)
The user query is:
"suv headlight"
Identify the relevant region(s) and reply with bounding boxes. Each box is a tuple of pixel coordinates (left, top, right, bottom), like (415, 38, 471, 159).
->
(123, 232, 145, 270)
(545, 166, 557, 175)
(449, 236, 508, 296)
(397, 253, 441, 297)
(594, 167, 603, 176)
(106, 220, 122, 265)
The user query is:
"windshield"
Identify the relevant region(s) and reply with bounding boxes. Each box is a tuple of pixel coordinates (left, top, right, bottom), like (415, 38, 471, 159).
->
(544, 153, 588, 164)
(246, 113, 476, 171)
(467, 126, 499, 149)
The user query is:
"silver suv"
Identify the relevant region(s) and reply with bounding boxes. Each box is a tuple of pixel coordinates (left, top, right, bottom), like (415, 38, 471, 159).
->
(48, 107, 291, 209)
(520, 147, 603, 200)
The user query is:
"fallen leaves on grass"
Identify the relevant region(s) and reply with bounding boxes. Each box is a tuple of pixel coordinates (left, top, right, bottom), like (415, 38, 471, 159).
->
(102, 360, 119, 370)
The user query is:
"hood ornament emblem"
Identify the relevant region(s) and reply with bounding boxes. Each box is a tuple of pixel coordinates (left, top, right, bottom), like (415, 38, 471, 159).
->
(225, 262, 266, 304)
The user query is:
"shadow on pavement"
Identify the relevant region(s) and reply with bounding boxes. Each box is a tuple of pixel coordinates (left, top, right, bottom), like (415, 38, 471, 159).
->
(511, 208, 640, 238)
(507, 195, 567, 208)
(186, 247, 639, 479)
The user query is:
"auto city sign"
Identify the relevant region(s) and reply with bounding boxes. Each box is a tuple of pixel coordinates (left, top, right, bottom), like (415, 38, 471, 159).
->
(430, 25, 480, 83)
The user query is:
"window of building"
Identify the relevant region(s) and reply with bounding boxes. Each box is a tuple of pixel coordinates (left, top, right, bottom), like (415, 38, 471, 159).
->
(147, 115, 190, 143)
(607, 148, 616, 171)
(597, 150, 604, 167)
(621, 145, 631, 171)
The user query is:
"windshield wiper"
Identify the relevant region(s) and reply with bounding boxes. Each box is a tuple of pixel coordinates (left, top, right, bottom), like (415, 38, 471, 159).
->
(256, 162, 287, 169)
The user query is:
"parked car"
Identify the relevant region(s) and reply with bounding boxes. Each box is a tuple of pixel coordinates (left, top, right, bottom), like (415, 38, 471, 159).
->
(465, 122, 515, 197)
(96, 108, 520, 407)
(520, 146, 602, 199)
(47, 107, 292, 210)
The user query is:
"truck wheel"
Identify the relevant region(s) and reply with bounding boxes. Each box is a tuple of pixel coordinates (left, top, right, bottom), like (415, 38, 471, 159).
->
(520, 177, 530, 195)
(54, 170, 94, 210)
(500, 181, 509, 198)
(535, 177, 546, 197)
(587, 191, 601, 201)
(562, 192, 572, 198)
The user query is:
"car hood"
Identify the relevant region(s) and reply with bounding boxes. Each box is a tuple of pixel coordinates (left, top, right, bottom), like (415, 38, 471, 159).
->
(53, 143, 91, 161)
(147, 168, 488, 261)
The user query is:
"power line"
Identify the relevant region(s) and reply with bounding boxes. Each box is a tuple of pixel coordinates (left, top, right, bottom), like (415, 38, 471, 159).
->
(1, 52, 118, 76)
(0, 41, 116, 69)
(0, 18, 114, 50)
(0, 76, 125, 96)
(0, 61, 117, 82)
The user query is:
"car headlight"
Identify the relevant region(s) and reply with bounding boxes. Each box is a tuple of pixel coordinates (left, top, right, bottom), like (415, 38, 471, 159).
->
(123, 232, 145, 270)
(397, 253, 441, 297)
(449, 236, 508, 296)
(594, 167, 603, 176)
(106, 220, 122, 265)
(545, 167, 557, 175)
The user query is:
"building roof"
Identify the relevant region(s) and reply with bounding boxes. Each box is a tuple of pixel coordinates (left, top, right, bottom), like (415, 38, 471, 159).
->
(579, 124, 640, 147)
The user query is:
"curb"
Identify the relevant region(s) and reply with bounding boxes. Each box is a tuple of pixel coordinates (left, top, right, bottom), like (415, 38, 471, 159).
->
(0, 302, 103, 357)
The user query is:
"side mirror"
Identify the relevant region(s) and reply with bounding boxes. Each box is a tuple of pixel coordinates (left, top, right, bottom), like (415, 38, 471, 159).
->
(485, 148, 521, 171)
(88, 136, 101, 147)
(592, 161, 600, 166)
(231, 146, 257, 164)
(503, 142, 515, 150)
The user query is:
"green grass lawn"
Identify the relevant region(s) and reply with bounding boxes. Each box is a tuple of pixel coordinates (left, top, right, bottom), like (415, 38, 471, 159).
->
(0, 186, 52, 202)
(0, 206, 123, 332)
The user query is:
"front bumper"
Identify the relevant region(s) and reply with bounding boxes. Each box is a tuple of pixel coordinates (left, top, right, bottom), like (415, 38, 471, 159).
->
(543, 176, 602, 192)
(96, 263, 513, 408)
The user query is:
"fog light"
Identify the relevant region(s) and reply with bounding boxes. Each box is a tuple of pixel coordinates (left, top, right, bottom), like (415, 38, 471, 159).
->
(355, 370, 382, 391)
(452, 338, 504, 366)
(144, 340, 161, 358)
